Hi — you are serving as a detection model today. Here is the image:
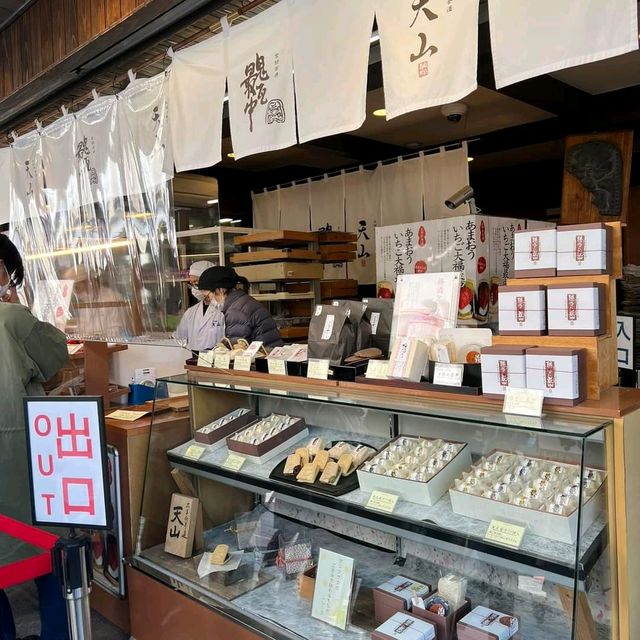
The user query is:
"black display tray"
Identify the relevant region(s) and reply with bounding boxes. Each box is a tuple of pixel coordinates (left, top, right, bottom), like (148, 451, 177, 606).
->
(255, 358, 369, 381)
(269, 441, 373, 497)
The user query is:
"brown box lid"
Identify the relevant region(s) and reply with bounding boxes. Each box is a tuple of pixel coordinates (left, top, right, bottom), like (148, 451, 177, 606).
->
(546, 282, 604, 291)
(525, 347, 586, 357)
(498, 284, 546, 293)
(481, 346, 534, 356)
(557, 222, 607, 231)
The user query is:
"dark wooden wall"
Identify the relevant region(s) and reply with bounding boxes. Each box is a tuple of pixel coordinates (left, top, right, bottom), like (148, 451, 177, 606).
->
(0, 0, 146, 100)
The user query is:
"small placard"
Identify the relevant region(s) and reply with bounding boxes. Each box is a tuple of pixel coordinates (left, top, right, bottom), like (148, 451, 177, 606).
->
(184, 444, 206, 461)
(432, 362, 464, 387)
(234, 355, 252, 372)
(268, 359, 287, 376)
(311, 549, 356, 630)
(107, 409, 149, 422)
(365, 359, 389, 380)
(243, 341, 264, 359)
(366, 491, 399, 514)
(307, 358, 330, 380)
(503, 387, 544, 417)
(222, 453, 246, 472)
(197, 350, 215, 367)
(214, 353, 231, 370)
(484, 519, 526, 549)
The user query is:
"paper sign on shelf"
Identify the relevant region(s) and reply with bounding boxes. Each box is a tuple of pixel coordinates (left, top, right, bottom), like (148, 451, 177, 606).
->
(268, 359, 287, 376)
(107, 409, 149, 422)
(484, 519, 526, 549)
(365, 360, 389, 380)
(311, 548, 356, 630)
(214, 353, 231, 370)
(234, 355, 252, 372)
(222, 453, 246, 472)
(366, 491, 399, 514)
(307, 359, 330, 380)
(184, 444, 206, 461)
(243, 341, 264, 359)
(503, 387, 544, 417)
(432, 363, 464, 387)
(197, 350, 215, 367)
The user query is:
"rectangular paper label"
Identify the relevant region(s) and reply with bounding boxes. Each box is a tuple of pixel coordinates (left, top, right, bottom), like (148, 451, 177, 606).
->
(268, 359, 287, 376)
(222, 453, 246, 471)
(214, 353, 231, 370)
(432, 363, 464, 387)
(484, 519, 526, 549)
(366, 360, 389, 380)
(243, 341, 264, 358)
(311, 549, 355, 631)
(197, 350, 215, 367)
(321, 315, 335, 340)
(307, 359, 330, 380)
(503, 387, 544, 417)
(366, 491, 399, 513)
(370, 312, 380, 335)
(234, 355, 252, 372)
(184, 444, 206, 461)
(107, 409, 149, 422)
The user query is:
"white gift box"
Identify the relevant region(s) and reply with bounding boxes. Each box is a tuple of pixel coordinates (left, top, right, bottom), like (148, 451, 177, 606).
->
(373, 612, 436, 640)
(388, 338, 429, 382)
(480, 346, 530, 399)
(498, 285, 546, 335)
(547, 283, 606, 336)
(525, 347, 586, 405)
(557, 223, 611, 275)
(457, 606, 518, 640)
(514, 228, 557, 277)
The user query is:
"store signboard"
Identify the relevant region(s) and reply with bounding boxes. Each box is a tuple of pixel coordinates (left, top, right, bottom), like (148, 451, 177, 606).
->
(616, 315, 635, 370)
(24, 397, 110, 529)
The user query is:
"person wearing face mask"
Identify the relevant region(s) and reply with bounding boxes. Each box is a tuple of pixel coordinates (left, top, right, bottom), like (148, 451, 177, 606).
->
(174, 260, 225, 352)
(0, 235, 70, 640)
(198, 266, 283, 348)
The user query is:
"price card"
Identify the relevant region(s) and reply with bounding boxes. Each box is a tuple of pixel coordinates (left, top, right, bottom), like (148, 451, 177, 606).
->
(311, 549, 356, 631)
(184, 444, 206, 461)
(268, 359, 287, 376)
(222, 453, 246, 472)
(307, 358, 330, 380)
(366, 491, 399, 514)
(484, 519, 526, 549)
(365, 360, 389, 380)
(432, 363, 464, 387)
(243, 341, 264, 359)
(107, 409, 149, 422)
(503, 387, 544, 417)
(234, 355, 252, 372)
(197, 350, 215, 367)
(214, 353, 231, 370)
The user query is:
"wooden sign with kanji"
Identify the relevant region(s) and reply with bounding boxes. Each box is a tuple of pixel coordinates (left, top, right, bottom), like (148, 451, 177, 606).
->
(164, 493, 199, 558)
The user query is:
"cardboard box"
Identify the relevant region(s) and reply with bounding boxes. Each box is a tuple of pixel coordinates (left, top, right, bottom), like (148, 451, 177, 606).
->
(498, 285, 547, 335)
(373, 576, 433, 623)
(388, 338, 430, 382)
(480, 346, 532, 399)
(235, 261, 324, 282)
(372, 612, 436, 640)
(457, 606, 518, 640)
(557, 223, 611, 275)
(547, 283, 606, 336)
(525, 347, 586, 405)
(411, 598, 472, 640)
(357, 437, 472, 506)
(514, 229, 557, 278)
(193, 409, 256, 448)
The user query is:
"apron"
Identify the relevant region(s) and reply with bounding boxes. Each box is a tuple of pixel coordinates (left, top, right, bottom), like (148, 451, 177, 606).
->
(174, 301, 225, 351)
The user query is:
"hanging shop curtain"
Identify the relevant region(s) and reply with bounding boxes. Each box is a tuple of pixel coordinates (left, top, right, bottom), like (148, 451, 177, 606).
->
(374, 0, 479, 119)
(379, 156, 424, 226)
(252, 188, 281, 230)
(345, 168, 380, 285)
(225, 1, 297, 160)
(279, 182, 310, 231)
(423, 144, 470, 219)
(290, 0, 374, 143)
(169, 34, 226, 172)
(0, 148, 11, 226)
(489, 0, 639, 89)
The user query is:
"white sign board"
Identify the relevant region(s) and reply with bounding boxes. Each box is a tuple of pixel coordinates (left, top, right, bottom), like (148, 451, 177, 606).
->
(24, 397, 109, 529)
(617, 315, 635, 370)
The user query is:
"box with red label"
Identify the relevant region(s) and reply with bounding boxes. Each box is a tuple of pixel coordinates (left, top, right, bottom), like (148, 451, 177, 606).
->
(498, 285, 546, 335)
(480, 346, 532, 399)
(457, 606, 519, 640)
(547, 283, 606, 336)
(557, 223, 611, 275)
(373, 575, 433, 623)
(525, 347, 587, 405)
(514, 228, 556, 278)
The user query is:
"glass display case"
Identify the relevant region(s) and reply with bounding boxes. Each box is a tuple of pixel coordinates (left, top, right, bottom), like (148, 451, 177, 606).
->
(133, 373, 614, 640)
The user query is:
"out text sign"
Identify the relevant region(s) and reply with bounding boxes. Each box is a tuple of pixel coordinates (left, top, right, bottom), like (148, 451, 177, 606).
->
(24, 397, 109, 529)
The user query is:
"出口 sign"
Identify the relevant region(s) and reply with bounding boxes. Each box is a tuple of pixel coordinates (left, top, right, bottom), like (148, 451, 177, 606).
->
(24, 397, 109, 529)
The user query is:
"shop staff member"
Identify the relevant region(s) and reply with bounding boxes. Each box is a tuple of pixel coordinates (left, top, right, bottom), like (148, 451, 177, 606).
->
(0, 235, 70, 640)
(198, 266, 283, 348)
(174, 260, 225, 352)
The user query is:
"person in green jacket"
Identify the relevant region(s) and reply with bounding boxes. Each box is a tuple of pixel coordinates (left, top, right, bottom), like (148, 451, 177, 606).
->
(0, 235, 70, 640)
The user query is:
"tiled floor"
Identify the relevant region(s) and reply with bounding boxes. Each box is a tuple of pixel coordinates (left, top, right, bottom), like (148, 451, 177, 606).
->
(7, 581, 128, 640)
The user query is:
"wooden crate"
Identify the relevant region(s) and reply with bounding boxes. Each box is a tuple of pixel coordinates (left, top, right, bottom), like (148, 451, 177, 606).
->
(234, 230, 318, 247)
(318, 231, 357, 244)
(235, 262, 324, 282)
(230, 249, 320, 264)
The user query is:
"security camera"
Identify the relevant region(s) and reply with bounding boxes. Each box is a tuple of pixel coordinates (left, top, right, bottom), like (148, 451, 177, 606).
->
(441, 102, 469, 123)
(445, 185, 475, 210)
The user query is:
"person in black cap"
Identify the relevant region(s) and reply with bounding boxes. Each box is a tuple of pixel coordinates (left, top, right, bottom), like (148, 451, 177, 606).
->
(198, 266, 283, 347)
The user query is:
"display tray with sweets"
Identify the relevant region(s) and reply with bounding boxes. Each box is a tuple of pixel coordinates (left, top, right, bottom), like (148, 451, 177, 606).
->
(449, 450, 606, 544)
(357, 436, 472, 507)
(226, 414, 308, 464)
(269, 439, 377, 497)
(354, 373, 482, 396)
(193, 408, 257, 448)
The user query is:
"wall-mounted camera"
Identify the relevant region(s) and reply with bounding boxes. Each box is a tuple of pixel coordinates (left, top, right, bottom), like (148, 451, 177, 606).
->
(441, 102, 469, 123)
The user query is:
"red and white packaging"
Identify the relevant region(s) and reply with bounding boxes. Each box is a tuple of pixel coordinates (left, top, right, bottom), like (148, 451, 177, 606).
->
(514, 228, 557, 277)
(525, 347, 586, 405)
(498, 285, 546, 335)
(547, 283, 606, 336)
(556, 223, 611, 275)
(480, 346, 531, 399)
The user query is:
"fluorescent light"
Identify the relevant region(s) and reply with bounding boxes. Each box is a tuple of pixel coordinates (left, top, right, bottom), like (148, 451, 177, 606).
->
(227, 152, 235, 158)
(467, 157, 474, 162)
(206, 199, 219, 205)
(25, 239, 132, 260)
(373, 108, 386, 117)
(231, 219, 242, 224)
(219, 218, 234, 223)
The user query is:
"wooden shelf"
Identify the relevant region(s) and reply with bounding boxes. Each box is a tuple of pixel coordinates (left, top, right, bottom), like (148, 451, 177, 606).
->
(108, 385, 130, 400)
(234, 230, 319, 247)
(235, 262, 324, 282)
(318, 231, 357, 244)
(230, 249, 320, 264)
(252, 292, 316, 302)
(69, 343, 128, 361)
(278, 325, 309, 339)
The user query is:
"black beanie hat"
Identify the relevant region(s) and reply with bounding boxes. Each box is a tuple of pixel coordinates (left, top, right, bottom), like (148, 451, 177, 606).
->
(199, 266, 239, 291)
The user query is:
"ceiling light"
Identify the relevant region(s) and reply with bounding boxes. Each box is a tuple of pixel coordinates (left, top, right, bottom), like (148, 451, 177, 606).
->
(373, 108, 386, 117)
(219, 218, 234, 224)
(206, 199, 219, 205)
(231, 219, 242, 224)
(25, 239, 133, 260)
(227, 152, 235, 158)
(467, 157, 474, 162)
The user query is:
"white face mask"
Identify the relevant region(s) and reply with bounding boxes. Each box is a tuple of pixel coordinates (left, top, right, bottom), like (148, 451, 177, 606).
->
(192, 288, 207, 302)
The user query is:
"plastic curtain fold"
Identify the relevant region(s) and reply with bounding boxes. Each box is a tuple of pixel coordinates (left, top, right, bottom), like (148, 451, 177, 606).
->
(379, 156, 424, 226)
(290, 0, 374, 143)
(252, 188, 280, 230)
(225, 0, 298, 160)
(489, 0, 639, 89)
(9, 76, 181, 344)
(423, 144, 470, 219)
(0, 148, 11, 225)
(374, 0, 479, 119)
(169, 34, 226, 171)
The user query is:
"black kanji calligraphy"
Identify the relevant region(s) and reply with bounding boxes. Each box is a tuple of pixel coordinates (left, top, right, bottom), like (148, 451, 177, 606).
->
(410, 0, 438, 27)
(241, 53, 269, 133)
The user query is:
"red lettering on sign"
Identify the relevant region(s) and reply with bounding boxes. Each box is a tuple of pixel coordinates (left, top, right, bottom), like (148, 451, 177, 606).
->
(62, 477, 95, 516)
(34, 415, 51, 437)
(56, 414, 93, 459)
(41, 493, 55, 516)
(37, 454, 54, 476)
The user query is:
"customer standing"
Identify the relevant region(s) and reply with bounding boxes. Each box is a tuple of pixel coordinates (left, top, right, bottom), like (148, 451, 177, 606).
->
(0, 235, 70, 640)
(197, 266, 283, 347)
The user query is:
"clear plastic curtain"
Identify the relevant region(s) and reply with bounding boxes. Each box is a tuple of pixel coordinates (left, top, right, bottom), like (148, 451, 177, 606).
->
(10, 74, 180, 343)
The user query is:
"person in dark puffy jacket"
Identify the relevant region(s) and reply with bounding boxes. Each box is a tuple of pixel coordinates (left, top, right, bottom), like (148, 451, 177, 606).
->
(198, 266, 283, 348)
